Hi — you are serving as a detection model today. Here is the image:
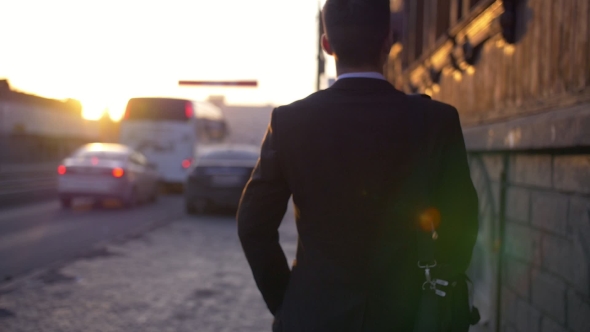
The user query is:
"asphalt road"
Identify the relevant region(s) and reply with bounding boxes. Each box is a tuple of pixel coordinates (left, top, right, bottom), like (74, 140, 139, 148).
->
(0, 195, 298, 332)
(0, 102, 274, 283)
(0, 196, 185, 281)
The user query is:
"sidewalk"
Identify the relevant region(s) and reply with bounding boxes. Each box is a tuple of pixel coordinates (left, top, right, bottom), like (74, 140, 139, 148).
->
(0, 211, 298, 332)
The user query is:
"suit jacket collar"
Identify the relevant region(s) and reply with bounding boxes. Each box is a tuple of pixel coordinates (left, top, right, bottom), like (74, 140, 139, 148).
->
(338, 72, 387, 80)
(329, 77, 399, 92)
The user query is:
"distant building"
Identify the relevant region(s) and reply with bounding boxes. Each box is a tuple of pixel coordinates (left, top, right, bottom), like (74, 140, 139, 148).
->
(207, 95, 273, 146)
(206, 95, 227, 109)
(0, 80, 100, 164)
(0, 80, 82, 116)
(388, 1, 590, 331)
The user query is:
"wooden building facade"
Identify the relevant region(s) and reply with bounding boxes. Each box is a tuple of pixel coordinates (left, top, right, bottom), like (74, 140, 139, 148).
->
(387, 0, 590, 331)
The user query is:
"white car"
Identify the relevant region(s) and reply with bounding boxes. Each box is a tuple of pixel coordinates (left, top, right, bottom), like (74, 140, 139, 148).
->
(57, 143, 159, 209)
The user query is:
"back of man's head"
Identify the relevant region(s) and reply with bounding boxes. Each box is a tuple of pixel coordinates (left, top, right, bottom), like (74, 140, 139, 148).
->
(322, 0, 391, 68)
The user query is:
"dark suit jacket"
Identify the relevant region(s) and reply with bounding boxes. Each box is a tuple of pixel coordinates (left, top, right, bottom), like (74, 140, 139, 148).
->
(237, 78, 479, 332)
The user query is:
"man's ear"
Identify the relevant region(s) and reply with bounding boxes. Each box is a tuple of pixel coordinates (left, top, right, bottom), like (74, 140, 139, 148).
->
(321, 34, 334, 56)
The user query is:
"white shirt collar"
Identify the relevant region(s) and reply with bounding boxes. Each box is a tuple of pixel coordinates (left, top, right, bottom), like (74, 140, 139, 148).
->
(337, 72, 386, 81)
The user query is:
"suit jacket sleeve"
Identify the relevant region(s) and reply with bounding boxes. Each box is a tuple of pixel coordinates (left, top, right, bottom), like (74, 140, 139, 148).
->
(433, 107, 479, 274)
(237, 108, 291, 315)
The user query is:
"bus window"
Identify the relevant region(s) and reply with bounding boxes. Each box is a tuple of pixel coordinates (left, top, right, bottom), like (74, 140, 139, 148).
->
(206, 120, 227, 141)
(200, 118, 228, 142)
(124, 98, 193, 121)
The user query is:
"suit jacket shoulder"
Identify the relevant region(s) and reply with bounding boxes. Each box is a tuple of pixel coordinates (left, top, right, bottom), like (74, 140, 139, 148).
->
(407, 96, 461, 148)
(415, 97, 460, 127)
(274, 89, 330, 115)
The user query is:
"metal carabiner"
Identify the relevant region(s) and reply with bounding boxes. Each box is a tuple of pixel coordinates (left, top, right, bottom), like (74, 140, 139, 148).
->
(422, 280, 436, 290)
(417, 260, 437, 269)
(417, 260, 437, 283)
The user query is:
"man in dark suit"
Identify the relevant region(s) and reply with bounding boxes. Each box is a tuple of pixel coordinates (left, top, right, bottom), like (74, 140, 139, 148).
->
(237, 0, 479, 331)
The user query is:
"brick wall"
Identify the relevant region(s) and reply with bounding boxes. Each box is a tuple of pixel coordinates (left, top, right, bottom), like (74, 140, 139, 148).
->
(469, 152, 590, 332)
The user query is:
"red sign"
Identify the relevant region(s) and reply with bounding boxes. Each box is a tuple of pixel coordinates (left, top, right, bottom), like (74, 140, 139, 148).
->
(178, 80, 258, 87)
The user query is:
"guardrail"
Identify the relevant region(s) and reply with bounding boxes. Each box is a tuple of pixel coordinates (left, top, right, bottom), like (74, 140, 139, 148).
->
(0, 163, 57, 207)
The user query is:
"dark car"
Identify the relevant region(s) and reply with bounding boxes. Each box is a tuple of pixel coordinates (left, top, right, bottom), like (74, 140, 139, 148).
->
(185, 144, 259, 214)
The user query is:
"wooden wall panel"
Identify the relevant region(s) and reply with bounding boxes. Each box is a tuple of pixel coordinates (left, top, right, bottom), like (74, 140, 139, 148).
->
(523, 2, 534, 102)
(538, 0, 553, 98)
(396, 0, 590, 124)
(580, 0, 590, 89)
(563, 0, 575, 92)
(587, 0, 590, 87)
(529, 0, 541, 98)
(551, 0, 564, 95)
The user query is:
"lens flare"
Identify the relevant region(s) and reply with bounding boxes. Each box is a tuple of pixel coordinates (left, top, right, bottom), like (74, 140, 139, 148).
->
(419, 207, 441, 232)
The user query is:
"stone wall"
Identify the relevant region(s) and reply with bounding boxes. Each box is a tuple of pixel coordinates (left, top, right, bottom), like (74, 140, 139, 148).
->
(385, 1, 590, 330)
(468, 151, 590, 332)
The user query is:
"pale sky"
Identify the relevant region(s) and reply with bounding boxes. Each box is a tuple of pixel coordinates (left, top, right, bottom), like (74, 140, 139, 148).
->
(0, 0, 330, 120)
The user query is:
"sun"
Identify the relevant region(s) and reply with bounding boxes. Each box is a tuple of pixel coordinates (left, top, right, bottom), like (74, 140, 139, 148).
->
(81, 97, 129, 122)
(81, 100, 108, 121)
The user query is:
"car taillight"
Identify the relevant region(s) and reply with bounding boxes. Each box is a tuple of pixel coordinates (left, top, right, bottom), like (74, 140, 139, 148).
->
(57, 165, 67, 175)
(112, 167, 125, 178)
(182, 159, 192, 169)
(185, 102, 193, 119)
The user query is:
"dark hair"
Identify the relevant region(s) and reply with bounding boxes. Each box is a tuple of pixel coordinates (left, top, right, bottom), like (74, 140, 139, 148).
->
(322, 0, 391, 67)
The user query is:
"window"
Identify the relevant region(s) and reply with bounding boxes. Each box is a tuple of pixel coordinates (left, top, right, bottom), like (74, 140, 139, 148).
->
(399, 0, 494, 69)
(124, 98, 191, 121)
(130, 152, 147, 166)
(469, 0, 483, 10)
(196, 118, 228, 143)
(73, 150, 127, 162)
(457, 0, 464, 21)
(436, 0, 452, 39)
(391, 11, 405, 44)
(414, 0, 425, 60)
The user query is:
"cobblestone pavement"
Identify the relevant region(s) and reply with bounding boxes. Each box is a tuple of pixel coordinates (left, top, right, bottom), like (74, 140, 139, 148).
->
(0, 206, 298, 332)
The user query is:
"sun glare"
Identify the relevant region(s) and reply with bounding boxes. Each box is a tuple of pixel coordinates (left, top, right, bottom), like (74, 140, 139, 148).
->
(2, 0, 320, 123)
(81, 101, 107, 121)
(81, 95, 130, 122)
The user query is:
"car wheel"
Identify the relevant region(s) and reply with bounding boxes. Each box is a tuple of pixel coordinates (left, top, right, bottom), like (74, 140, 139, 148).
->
(60, 197, 72, 209)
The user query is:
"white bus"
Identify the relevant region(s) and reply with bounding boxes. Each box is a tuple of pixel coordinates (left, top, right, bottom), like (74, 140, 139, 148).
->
(119, 97, 229, 190)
